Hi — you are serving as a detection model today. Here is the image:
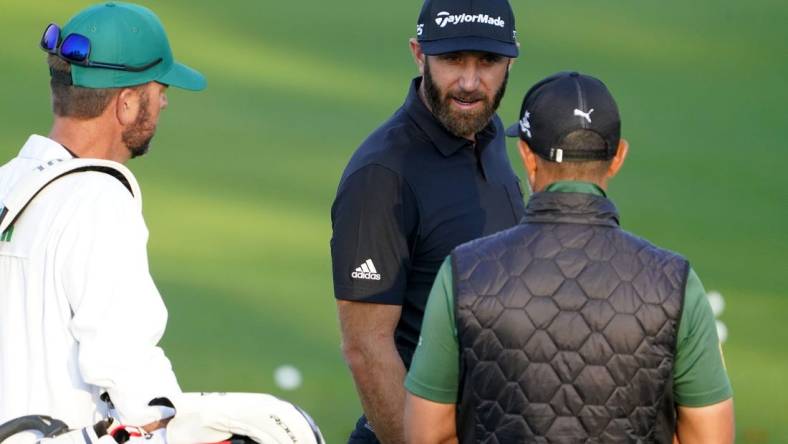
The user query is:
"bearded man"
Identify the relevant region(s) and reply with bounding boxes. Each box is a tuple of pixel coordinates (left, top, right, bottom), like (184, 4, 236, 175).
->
(0, 3, 204, 442)
(329, 0, 524, 442)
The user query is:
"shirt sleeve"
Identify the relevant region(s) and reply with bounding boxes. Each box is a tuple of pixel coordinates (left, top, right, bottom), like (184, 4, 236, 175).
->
(330, 164, 418, 304)
(405, 258, 459, 403)
(672, 267, 733, 407)
(58, 174, 180, 425)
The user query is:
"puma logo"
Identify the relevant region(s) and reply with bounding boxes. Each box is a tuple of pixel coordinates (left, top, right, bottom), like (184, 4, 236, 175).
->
(519, 111, 532, 138)
(574, 108, 594, 123)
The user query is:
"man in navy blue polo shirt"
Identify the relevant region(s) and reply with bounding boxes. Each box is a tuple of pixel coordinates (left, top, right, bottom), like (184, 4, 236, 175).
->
(330, 0, 525, 442)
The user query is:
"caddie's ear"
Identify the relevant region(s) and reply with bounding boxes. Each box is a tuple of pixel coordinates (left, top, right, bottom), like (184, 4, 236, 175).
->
(409, 38, 426, 76)
(116, 87, 142, 127)
(606, 138, 629, 180)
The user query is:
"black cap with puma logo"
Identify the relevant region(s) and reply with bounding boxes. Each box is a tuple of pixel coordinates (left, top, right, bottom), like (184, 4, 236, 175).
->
(506, 72, 621, 163)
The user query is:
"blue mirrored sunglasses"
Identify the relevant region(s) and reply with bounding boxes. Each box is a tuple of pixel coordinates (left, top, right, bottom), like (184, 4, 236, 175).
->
(40, 23, 162, 72)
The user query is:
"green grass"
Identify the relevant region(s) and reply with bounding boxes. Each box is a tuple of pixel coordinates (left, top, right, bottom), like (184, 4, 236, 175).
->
(1, 0, 786, 442)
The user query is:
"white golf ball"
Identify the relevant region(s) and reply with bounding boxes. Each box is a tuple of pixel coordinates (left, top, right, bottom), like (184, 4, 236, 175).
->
(715, 320, 728, 343)
(706, 291, 725, 317)
(274, 365, 302, 390)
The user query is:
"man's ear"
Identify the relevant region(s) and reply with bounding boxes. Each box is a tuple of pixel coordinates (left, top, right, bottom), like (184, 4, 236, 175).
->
(116, 88, 141, 126)
(606, 138, 629, 179)
(409, 38, 426, 76)
(508, 42, 519, 72)
(518, 139, 538, 186)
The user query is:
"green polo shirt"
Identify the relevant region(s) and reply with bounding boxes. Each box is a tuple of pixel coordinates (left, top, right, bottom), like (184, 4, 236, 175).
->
(405, 181, 732, 407)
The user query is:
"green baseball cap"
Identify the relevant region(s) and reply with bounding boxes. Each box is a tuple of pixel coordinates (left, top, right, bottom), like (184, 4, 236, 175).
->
(61, 2, 206, 90)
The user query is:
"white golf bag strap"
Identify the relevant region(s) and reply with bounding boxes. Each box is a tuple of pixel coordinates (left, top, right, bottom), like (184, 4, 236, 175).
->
(0, 158, 141, 234)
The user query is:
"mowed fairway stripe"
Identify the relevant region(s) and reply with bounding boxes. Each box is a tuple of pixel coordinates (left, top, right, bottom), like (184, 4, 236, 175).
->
(143, 179, 333, 332)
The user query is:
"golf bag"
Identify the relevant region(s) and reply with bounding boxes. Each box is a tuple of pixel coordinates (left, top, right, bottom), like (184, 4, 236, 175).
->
(0, 392, 325, 444)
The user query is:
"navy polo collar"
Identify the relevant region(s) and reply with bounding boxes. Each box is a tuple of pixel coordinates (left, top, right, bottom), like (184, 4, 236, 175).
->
(404, 77, 498, 157)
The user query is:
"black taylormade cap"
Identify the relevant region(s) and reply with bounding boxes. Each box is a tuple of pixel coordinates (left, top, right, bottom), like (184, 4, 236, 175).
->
(417, 0, 518, 58)
(506, 72, 621, 163)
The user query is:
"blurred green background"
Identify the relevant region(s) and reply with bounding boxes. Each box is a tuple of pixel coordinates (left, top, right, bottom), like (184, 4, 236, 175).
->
(1, 0, 786, 442)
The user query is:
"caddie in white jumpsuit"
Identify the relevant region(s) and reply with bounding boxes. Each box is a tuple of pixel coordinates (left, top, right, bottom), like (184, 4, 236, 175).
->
(0, 2, 206, 442)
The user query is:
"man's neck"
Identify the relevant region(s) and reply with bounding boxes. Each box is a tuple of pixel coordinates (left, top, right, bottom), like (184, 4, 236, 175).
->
(48, 117, 130, 163)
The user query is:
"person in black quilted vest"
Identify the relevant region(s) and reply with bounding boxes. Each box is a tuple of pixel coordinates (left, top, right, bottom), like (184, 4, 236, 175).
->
(402, 72, 734, 443)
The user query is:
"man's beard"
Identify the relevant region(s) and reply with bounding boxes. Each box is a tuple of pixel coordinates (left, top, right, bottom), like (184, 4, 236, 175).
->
(423, 60, 508, 139)
(122, 91, 157, 159)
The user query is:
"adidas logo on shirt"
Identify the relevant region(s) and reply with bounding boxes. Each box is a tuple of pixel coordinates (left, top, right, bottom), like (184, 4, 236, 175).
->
(351, 259, 381, 281)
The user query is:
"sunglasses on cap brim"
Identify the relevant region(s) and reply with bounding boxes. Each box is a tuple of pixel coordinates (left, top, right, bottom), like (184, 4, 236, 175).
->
(40, 23, 162, 73)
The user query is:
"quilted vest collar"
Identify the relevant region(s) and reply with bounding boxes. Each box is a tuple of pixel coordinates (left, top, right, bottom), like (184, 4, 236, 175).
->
(524, 191, 620, 228)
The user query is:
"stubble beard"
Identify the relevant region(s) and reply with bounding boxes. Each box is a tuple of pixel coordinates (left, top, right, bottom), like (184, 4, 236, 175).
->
(423, 60, 508, 139)
(122, 91, 157, 159)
